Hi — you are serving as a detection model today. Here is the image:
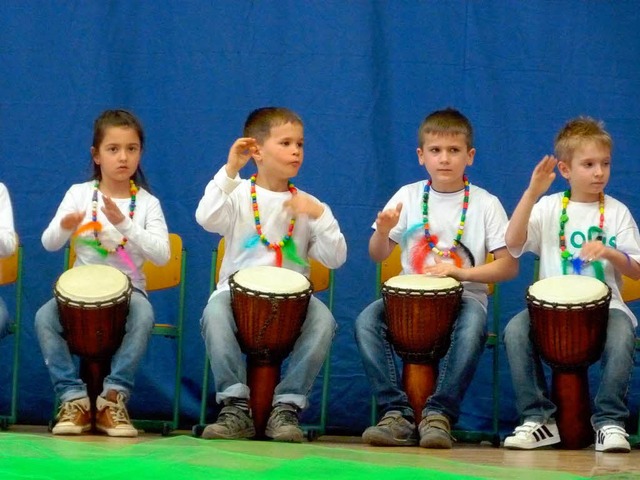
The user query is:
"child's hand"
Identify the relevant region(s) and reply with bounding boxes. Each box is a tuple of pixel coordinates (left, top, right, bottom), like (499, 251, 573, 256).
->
(527, 155, 557, 200)
(283, 191, 324, 219)
(101, 196, 126, 225)
(60, 212, 85, 231)
(226, 137, 258, 178)
(580, 240, 608, 263)
(375, 203, 403, 235)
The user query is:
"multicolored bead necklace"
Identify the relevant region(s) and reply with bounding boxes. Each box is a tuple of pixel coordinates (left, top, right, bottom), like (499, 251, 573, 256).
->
(249, 174, 305, 267)
(90, 179, 137, 253)
(409, 176, 469, 272)
(559, 189, 605, 280)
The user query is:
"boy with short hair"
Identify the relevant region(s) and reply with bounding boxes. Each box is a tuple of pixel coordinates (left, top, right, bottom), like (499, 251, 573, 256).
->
(196, 107, 347, 443)
(503, 116, 640, 453)
(355, 108, 518, 448)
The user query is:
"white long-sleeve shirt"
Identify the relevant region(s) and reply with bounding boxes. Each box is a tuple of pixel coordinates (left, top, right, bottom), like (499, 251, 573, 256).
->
(0, 183, 17, 258)
(196, 166, 347, 296)
(42, 181, 170, 291)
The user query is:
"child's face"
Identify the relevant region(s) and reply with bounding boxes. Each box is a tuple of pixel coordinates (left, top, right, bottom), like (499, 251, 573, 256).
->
(558, 140, 610, 202)
(254, 122, 304, 184)
(91, 126, 141, 185)
(417, 132, 475, 191)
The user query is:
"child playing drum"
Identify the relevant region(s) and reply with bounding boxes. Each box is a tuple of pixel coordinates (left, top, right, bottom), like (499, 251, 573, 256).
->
(35, 109, 170, 437)
(355, 108, 518, 448)
(0, 182, 17, 339)
(503, 116, 640, 452)
(196, 107, 346, 442)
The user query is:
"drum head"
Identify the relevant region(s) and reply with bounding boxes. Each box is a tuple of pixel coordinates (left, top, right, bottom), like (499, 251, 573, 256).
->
(384, 274, 460, 291)
(529, 275, 609, 304)
(56, 264, 130, 302)
(232, 266, 310, 294)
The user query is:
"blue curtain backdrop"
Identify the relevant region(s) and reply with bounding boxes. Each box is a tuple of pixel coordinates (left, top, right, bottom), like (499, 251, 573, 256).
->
(1, 1, 640, 434)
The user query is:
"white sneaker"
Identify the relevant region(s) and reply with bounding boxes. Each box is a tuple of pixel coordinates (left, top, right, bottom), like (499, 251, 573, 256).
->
(595, 425, 630, 453)
(504, 421, 561, 449)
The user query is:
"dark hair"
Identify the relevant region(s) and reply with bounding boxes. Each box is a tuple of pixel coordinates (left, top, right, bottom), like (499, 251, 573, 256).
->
(243, 107, 303, 143)
(417, 108, 474, 149)
(90, 109, 149, 189)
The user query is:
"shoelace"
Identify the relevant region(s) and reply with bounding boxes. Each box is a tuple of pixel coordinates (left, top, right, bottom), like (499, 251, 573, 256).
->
(57, 401, 88, 422)
(272, 408, 299, 428)
(105, 400, 131, 424)
(218, 407, 250, 428)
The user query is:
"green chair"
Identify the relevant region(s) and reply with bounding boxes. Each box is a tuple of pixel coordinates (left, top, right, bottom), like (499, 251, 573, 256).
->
(194, 238, 335, 440)
(0, 239, 23, 429)
(63, 233, 186, 435)
(369, 245, 501, 446)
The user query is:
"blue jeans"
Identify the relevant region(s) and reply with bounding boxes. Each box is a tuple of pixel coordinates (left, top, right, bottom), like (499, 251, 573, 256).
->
(0, 297, 9, 340)
(35, 291, 154, 402)
(503, 307, 635, 430)
(201, 290, 335, 410)
(354, 296, 487, 423)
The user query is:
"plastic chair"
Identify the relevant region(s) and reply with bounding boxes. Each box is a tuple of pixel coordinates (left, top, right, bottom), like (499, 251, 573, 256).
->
(64, 233, 186, 435)
(369, 245, 501, 446)
(194, 237, 335, 440)
(0, 238, 22, 429)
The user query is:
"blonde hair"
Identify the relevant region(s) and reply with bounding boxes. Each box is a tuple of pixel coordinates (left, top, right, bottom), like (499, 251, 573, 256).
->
(417, 108, 473, 149)
(554, 116, 612, 163)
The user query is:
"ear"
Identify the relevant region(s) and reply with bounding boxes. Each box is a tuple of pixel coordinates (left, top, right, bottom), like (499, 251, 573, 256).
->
(466, 147, 476, 166)
(557, 161, 571, 180)
(252, 143, 263, 164)
(91, 146, 99, 164)
(416, 147, 425, 166)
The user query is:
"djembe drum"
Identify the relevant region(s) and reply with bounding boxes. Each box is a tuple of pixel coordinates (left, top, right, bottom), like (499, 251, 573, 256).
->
(528, 275, 611, 449)
(230, 266, 313, 437)
(381, 275, 463, 423)
(55, 264, 132, 424)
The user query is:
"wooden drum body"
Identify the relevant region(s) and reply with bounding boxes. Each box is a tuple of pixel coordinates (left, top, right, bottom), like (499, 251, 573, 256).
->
(381, 275, 462, 423)
(230, 266, 312, 437)
(528, 275, 611, 449)
(55, 264, 132, 417)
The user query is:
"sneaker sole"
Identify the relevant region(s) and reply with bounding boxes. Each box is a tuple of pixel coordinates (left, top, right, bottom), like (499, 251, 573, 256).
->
(201, 428, 256, 440)
(362, 430, 418, 447)
(52, 425, 91, 435)
(596, 446, 631, 453)
(96, 426, 139, 438)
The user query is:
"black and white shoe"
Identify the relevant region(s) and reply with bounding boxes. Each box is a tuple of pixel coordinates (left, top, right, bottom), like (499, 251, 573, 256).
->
(595, 425, 630, 453)
(503, 421, 561, 449)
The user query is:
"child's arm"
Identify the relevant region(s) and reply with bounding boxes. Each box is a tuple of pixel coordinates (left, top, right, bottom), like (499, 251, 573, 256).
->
(580, 240, 640, 280)
(505, 155, 557, 251)
(0, 185, 17, 257)
(423, 246, 518, 283)
(369, 203, 403, 262)
(42, 185, 87, 252)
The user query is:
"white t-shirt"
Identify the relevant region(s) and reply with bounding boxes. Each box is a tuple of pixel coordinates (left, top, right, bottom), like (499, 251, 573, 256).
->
(41, 181, 170, 291)
(0, 183, 17, 258)
(195, 166, 347, 297)
(379, 180, 509, 309)
(507, 192, 640, 326)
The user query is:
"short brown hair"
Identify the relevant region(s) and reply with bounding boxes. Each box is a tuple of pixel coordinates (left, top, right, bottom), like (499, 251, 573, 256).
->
(418, 108, 473, 149)
(243, 107, 303, 143)
(554, 116, 612, 163)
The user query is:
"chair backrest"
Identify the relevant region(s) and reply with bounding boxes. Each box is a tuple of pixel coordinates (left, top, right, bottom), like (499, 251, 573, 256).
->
(376, 244, 495, 295)
(621, 274, 640, 303)
(213, 237, 332, 294)
(67, 233, 183, 292)
(0, 235, 20, 286)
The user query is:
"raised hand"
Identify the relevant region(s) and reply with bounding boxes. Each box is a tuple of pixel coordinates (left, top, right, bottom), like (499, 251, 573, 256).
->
(527, 155, 558, 200)
(60, 212, 85, 231)
(283, 191, 324, 219)
(101, 195, 126, 225)
(226, 137, 259, 178)
(375, 203, 403, 235)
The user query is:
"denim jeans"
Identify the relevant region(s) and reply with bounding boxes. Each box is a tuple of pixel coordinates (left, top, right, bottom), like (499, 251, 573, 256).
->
(354, 296, 487, 423)
(35, 291, 154, 402)
(503, 307, 635, 430)
(201, 290, 335, 410)
(0, 297, 9, 340)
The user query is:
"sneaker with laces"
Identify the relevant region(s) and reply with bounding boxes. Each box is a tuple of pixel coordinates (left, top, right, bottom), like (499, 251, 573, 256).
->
(362, 411, 418, 446)
(52, 397, 92, 435)
(595, 425, 630, 453)
(202, 404, 256, 440)
(265, 403, 304, 443)
(419, 413, 454, 449)
(503, 421, 560, 449)
(95, 390, 138, 437)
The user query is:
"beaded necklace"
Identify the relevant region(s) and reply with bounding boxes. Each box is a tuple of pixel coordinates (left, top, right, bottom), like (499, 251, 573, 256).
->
(91, 179, 138, 253)
(250, 174, 304, 267)
(559, 189, 605, 278)
(423, 175, 469, 257)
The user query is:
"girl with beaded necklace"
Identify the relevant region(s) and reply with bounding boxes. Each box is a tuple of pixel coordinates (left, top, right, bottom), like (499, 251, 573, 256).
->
(35, 109, 170, 438)
(355, 108, 518, 449)
(503, 116, 640, 453)
(195, 107, 346, 442)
